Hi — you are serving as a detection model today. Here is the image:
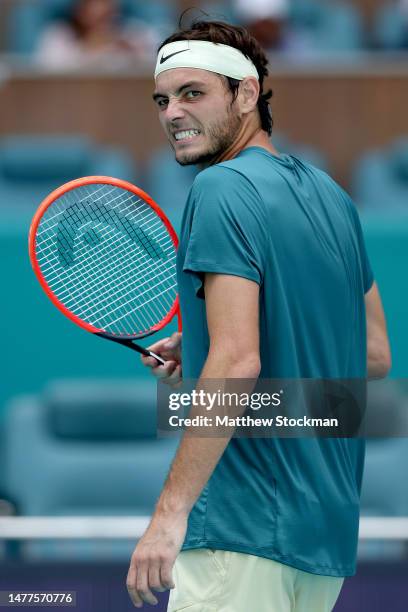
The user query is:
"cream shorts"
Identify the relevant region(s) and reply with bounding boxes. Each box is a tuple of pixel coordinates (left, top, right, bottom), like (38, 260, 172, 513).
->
(167, 549, 344, 612)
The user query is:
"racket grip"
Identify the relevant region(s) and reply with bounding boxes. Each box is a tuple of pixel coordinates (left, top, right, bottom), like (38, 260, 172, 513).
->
(131, 343, 166, 366)
(108, 336, 166, 366)
(147, 350, 166, 366)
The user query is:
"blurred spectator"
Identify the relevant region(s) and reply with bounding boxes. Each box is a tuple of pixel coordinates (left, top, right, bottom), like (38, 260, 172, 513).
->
(35, 0, 159, 69)
(234, 0, 290, 50)
(286, 0, 363, 55)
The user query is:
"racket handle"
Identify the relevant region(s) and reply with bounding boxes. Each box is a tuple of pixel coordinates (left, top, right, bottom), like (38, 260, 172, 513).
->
(145, 349, 166, 366)
(125, 342, 166, 366)
(100, 334, 166, 366)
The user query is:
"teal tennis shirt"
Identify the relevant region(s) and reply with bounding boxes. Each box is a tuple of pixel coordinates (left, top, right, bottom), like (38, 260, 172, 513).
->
(176, 147, 374, 577)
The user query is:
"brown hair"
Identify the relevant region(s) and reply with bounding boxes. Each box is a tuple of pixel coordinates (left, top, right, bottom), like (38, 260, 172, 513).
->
(158, 18, 274, 135)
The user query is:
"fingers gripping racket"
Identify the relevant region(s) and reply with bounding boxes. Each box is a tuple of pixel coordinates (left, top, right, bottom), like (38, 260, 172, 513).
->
(29, 176, 181, 366)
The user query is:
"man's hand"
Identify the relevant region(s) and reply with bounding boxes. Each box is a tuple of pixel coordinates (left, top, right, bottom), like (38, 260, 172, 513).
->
(126, 510, 187, 608)
(141, 332, 182, 387)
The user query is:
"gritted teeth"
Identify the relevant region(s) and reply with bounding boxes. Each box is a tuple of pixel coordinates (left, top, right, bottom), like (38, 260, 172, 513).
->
(174, 129, 201, 141)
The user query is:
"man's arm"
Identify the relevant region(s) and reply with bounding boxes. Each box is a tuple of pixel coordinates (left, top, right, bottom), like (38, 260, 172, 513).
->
(155, 273, 261, 511)
(127, 273, 261, 607)
(366, 282, 391, 379)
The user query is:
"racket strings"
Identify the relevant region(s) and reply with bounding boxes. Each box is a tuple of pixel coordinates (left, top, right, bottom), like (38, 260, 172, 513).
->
(35, 183, 177, 337)
(39, 215, 169, 302)
(57, 201, 166, 269)
(37, 202, 160, 286)
(38, 220, 175, 333)
(42, 220, 175, 336)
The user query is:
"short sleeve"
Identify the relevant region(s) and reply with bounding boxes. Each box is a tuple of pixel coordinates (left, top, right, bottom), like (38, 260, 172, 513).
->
(184, 165, 268, 298)
(348, 198, 375, 294)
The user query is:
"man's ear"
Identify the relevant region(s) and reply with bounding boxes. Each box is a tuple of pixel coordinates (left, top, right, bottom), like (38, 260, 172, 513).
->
(238, 77, 260, 114)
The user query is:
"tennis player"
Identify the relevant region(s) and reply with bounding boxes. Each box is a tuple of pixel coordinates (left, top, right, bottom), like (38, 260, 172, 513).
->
(126, 19, 391, 611)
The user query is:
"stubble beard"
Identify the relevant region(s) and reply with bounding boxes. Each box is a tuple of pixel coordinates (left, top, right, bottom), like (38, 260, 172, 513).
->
(172, 105, 242, 167)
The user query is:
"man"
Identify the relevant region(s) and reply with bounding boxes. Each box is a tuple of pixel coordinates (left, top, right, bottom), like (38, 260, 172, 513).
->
(126, 19, 391, 612)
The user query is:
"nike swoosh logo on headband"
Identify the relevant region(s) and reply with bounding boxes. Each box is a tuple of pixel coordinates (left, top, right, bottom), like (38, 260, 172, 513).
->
(160, 49, 189, 64)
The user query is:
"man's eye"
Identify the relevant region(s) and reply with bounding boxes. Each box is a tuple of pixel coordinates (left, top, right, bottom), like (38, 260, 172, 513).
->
(186, 91, 201, 99)
(157, 99, 168, 108)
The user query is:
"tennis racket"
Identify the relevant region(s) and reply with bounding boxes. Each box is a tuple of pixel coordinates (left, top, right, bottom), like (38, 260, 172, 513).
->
(29, 176, 181, 366)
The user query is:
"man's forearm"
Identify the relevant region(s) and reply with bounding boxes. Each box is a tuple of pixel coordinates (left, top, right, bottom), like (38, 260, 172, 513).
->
(154, 353, 260, 518)
(155, 435, 232, 517)
(367, 333, 391, 380)
(367, 357, 390, 380)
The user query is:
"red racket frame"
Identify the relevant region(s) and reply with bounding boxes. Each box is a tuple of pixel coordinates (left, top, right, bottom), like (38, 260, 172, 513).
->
(29, 176, 181, 341)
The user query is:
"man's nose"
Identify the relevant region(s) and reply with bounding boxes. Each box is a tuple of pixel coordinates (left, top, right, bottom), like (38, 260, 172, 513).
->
(165, 98, 186, 122)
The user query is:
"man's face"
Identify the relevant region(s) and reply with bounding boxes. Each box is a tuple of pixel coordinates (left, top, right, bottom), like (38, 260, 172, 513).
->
(153, 68, 242, 166)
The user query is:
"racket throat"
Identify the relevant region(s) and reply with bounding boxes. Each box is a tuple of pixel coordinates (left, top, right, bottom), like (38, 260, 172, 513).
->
(95, 333, 165, 365)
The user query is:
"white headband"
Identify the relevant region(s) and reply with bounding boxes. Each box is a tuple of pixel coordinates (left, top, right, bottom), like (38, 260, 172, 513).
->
(154, 40, 259, 81)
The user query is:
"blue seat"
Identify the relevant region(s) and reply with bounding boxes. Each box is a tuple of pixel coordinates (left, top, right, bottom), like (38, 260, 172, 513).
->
(147, 147, 198, 235)
(3, 379, 177, 559)
(289, 0, 364, 52)
(4, 379, 177, 515)
(198, 2, 239, 24)
(352, 137, 408, 211)
(122, 0, 176, 25)
(0, 135, 136, 219)
(7, 0, 72, 54)
(373, 3, 407, 50)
